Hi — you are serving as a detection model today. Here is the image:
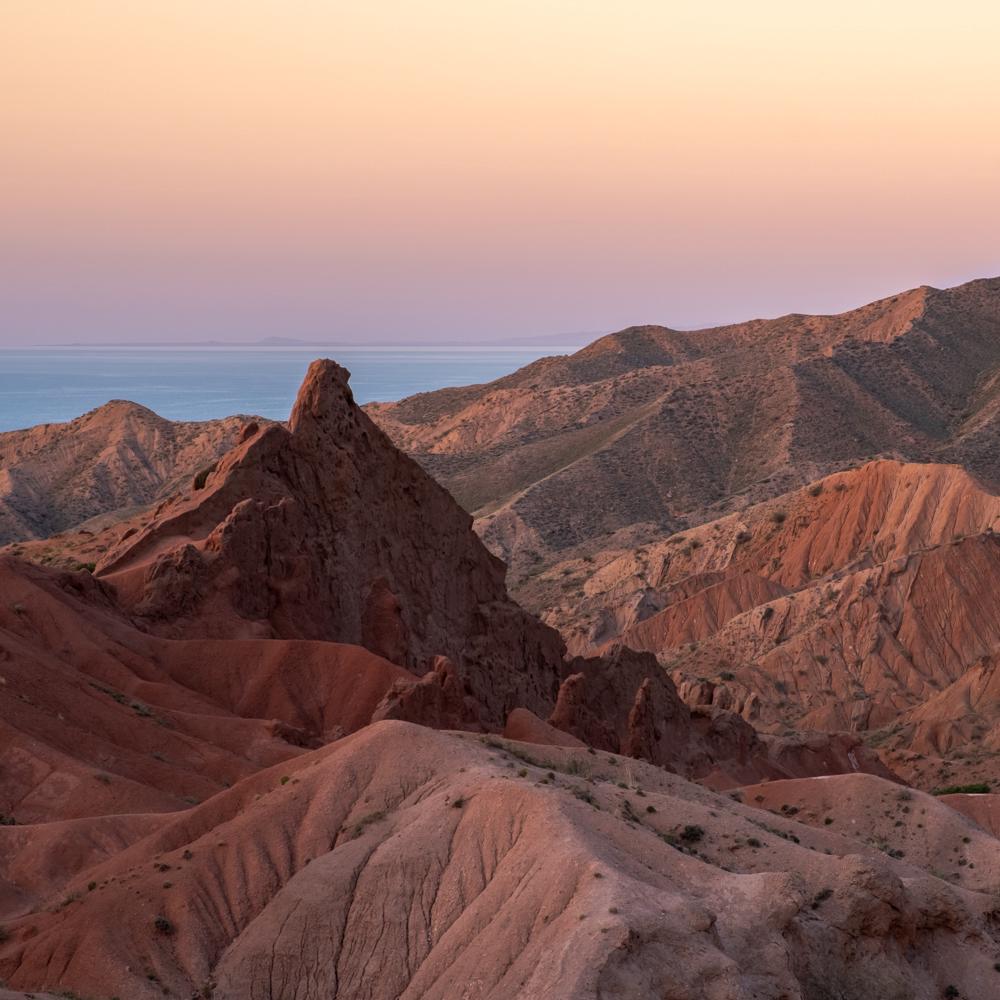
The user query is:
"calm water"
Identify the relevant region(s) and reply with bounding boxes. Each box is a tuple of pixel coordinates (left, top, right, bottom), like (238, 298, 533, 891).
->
(0, 348, 556, 432)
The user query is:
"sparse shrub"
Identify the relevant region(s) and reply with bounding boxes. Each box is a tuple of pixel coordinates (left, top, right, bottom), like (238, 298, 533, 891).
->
(350, 810, 386, 838)
(735, 531, 752, 545)
(770, 510, 787, 524)
(452, 796, 466, 809)
(679, 824, 704, 843)
(154, 915, 175, 935)
(808, 484, 823, 497)
(932, 783, 990, 796)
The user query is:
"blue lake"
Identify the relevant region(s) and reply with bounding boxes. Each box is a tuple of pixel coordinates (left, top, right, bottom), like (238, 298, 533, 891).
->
(0, 348, 560, 432)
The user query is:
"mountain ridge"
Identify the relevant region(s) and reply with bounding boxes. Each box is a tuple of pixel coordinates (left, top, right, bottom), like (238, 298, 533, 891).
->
(0, 400, 268, 546)
(367, 276, 1000, 582)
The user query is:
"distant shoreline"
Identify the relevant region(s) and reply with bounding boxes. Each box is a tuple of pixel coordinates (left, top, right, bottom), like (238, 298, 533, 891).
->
(0, 336, 596, 352)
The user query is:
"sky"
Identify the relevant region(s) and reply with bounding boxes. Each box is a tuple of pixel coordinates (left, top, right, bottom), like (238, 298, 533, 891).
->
(3, 1, 1000, 346)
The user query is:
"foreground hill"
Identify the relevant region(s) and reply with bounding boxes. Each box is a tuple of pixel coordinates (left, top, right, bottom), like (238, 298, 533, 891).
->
(3, 723, 999, 1000)
(368, 276, 1000, 585)
(0, 401, 264, 546)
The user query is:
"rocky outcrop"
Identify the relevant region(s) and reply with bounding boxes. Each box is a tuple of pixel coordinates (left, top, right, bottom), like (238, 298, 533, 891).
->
(96, 360, 566, 727)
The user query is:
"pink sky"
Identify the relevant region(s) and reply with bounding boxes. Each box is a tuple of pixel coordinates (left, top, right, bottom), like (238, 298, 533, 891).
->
(3, 1, 999, 345)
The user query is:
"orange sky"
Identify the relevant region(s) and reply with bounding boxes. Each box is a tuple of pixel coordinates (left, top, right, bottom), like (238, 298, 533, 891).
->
(3, 1, 999, 343)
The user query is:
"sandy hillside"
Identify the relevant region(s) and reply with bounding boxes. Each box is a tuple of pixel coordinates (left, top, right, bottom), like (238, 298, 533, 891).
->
(0, 400, 268, 545)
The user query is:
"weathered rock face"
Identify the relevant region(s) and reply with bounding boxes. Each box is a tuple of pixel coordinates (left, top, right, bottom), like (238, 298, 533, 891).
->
(96, 361, 567, 727)
(551, 650, 695, 767)
(530, 458, 1000, 784)
(0, 400, 264, 545)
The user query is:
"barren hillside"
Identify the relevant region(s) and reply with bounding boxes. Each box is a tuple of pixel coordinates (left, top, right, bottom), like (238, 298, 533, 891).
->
(0, 401, 267, 545)
(369, 277, 1000, 585)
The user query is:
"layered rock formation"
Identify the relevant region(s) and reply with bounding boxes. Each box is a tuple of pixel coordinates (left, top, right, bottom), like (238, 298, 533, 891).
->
(530, 459, 1000, 787)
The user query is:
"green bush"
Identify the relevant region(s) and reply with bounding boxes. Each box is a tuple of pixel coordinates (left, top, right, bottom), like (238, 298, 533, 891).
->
(932, 783, 990, 796)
